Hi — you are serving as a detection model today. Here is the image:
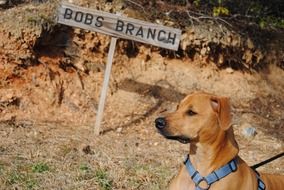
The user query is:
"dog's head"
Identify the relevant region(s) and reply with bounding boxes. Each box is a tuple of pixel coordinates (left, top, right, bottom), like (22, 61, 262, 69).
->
(155, 92, 232, 144)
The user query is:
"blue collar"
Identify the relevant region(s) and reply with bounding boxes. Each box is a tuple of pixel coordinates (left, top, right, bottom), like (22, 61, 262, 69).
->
(184, 155, 266, 190)
(184, 155, 237, 190)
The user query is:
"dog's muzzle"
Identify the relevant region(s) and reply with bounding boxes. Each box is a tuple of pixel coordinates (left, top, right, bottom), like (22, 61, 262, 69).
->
(155, 117, 190, 144)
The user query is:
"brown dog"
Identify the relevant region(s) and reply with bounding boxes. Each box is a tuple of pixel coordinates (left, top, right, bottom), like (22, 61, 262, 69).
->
(155, 92, 284, 190)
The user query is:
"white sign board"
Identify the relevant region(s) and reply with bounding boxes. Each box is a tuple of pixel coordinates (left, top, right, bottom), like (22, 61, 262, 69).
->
(57, 2, 181, 50)
(57, 2, 181, 134)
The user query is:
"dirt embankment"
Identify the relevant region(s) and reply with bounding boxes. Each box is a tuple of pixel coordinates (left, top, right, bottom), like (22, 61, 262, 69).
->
(0, 0, 283, 126)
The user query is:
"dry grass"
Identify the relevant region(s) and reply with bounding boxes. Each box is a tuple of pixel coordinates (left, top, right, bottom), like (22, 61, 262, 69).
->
(0, 120, 178, 190)
(0, 100, 283, 190)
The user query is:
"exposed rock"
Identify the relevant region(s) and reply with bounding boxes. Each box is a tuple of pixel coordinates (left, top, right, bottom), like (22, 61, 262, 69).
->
(241, 123, 257, 138)
(225, 67, 234, 74)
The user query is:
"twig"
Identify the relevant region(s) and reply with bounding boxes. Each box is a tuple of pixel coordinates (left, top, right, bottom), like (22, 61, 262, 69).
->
(187, 10, 206, 17)
(187, 10, 233, 27)
(76, 71, 84, 90)
(216, 17, 233, 27)
(125, 0, 146, 14)
(199, 15, 232, 27)
(228, 14, 257, 20)
(186, 11, 201, 25)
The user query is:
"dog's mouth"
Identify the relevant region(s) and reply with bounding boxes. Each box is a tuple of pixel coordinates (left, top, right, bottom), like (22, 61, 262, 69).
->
(165, 135, 191, 144)
(158, 131, 190, 144)
(157, 128, 191, 144)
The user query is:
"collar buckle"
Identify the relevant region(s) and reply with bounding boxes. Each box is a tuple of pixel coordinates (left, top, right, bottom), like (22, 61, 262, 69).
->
(196, 177, 210, 190)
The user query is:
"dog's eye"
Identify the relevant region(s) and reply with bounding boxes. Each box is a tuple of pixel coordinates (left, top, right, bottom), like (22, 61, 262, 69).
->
(187, 110, 197, 116)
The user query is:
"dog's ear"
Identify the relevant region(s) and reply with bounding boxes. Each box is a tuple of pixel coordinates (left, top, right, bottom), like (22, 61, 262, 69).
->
(210, 96, 232, 130)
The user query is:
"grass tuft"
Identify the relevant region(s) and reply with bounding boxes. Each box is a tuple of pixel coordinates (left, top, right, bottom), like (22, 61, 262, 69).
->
(32, 162, 49, 173)
(7, 171, 25, 185)
(94, 168, 113, 190)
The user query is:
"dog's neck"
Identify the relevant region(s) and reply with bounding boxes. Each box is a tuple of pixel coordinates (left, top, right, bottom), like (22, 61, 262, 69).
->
(188, 127, 239, 176)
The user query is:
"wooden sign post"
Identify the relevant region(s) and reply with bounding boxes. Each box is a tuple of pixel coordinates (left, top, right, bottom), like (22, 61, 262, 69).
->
(57, 2, 182, 135)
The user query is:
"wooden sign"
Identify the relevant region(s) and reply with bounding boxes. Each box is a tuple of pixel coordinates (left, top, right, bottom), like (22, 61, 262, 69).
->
(57, 2, 181, 135)
(57, 2, 181, 50)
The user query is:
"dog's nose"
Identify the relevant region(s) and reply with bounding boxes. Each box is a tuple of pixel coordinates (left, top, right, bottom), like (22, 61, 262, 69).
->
(155, 117, 166, 129)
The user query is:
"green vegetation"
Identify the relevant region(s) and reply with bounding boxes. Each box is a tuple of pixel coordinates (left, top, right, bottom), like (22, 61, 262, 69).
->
(124, 161, 172, 190)
(6, 170, 38, 190)
(259, 17, 284, 29)
(31, 162, 49, 173)
(165, 0, 284, 29)
(77, 164, 113, 190)
(25, 179, 38, 190)
(208, 0, 283, 29)
(213, 6, 229, 16)
(94, 168, 113, 190)
(0, 160, 44, 189)
(7, 171, 25, 185)
(0, 163, 3, 174)
(79, 163, 91, 172)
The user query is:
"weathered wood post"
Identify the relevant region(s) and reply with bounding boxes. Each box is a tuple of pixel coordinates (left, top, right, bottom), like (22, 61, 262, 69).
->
(94, 37, 117, 135)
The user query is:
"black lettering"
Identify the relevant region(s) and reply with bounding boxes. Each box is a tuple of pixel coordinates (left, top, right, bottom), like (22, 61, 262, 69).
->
(116, 20, 124, 32)
(147, 28, 156, 40)
(136, 26, 144, 37)
(95, 16, 104, 27)
(158, 30, 166, 41)
(84, 13, 93, 25)
(126, 23, 135, 35)
(64, 8, 73, 19)
(168, 33, 177, 45)
(75, 11, 84, 22)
